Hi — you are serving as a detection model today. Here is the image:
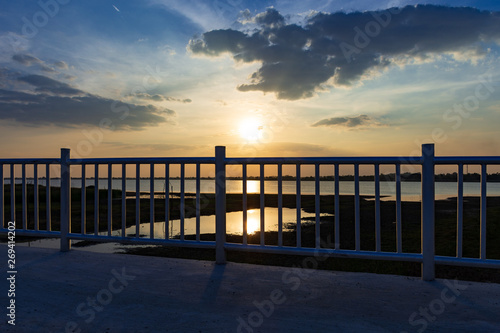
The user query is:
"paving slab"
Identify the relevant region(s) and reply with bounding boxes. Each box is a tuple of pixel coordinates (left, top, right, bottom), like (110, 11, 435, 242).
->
(1, 245, 500, 333)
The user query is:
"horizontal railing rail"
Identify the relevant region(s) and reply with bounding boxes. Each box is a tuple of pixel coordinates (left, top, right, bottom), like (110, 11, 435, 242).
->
(68, 157, 216, 164)
(0, 158, 60, 164)
(1, 144, 499, 280)
(225, 156, 422, 164)
(435, 156, 500, 164)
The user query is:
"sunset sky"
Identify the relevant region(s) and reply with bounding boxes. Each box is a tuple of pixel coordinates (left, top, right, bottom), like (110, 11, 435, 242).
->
(1, 0, 500, 161)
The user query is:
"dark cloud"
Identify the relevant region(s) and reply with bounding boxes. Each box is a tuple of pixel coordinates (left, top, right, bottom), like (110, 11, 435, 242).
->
(131, 92, 165, 101)
(254, 7, 285, 28)
(189, 5, 500, 100)
(12, 54, 42, 66)
(39, 65, 57, 73)
(0, 75, 175, 130)
(12, 54, 70, 75)
(312, 115, 372, 128)
(53, 61, 69, 70)
(166, 97, 192, 103)
(18, 74, 84, 95)
(129, 92, 192, 103)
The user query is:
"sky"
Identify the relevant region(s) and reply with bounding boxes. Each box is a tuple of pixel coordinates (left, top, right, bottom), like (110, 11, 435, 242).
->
(1, 0, 500, 163)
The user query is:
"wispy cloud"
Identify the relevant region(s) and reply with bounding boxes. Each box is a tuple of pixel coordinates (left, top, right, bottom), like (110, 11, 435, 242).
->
(104, 142, 191, 152)
(312, 114, 377, 128)
(149, 0, 245, 30)
(231, 141, 355, 157)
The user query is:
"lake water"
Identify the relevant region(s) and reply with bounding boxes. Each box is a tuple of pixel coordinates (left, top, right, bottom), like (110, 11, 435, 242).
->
(6, 178, 500, 242)
(13, 206, 317, 253)
(9, 178, 500, 201)
(105, 206, 321, 239)
(11, 179, 500, 253)
(14, 207, 322, 253)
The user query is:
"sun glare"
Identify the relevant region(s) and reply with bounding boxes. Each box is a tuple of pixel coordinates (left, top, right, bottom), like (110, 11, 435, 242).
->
(239, 118, 263, 142)
(246, 210, 260, 234)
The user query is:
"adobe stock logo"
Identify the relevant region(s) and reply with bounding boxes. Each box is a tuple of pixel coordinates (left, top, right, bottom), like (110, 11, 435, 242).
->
(340, 6, 402, 63)
(21, 0, 71, 39)
(400, 279, 468, 333)
(65, 267, 136, 333)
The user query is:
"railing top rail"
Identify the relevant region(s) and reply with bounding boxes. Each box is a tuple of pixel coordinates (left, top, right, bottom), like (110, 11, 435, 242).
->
(225, 156, 423, 165)
(0, 158, 60, 164)
(2, 152, 500, 166)
(69, 157, 216, 164)
(435, 156, 500, 164)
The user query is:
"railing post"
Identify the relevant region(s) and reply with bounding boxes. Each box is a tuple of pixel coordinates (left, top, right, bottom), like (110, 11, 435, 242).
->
(421, 144, 435, 281)
(60, 148, 71, 252)
(215, 146, 226, 264)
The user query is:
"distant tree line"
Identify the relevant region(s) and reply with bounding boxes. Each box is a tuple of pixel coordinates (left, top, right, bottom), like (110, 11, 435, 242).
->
(40, 172, 498, 182)
(230, 172, 500, 182)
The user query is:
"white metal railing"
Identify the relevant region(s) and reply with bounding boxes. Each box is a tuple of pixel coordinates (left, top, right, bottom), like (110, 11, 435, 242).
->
(1, 144, 499, 281)
(61, 155, 217, 249)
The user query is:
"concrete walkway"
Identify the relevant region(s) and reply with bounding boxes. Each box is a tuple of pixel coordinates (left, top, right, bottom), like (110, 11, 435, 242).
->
(2, 245, 500, 333)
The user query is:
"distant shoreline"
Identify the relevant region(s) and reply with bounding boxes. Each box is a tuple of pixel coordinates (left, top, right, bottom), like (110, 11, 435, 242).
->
(6, 172, 500, 182)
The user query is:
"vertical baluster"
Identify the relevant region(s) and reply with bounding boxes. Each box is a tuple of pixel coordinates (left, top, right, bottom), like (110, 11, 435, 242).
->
(480, 164, 487, 260)
(196, 163, 201, 242)
(22, 164, 26, 230)
(34, 164, 39, 231)
(150, 164, 155, 239)
(215, 146, 226, 264)
(10, 165, 15, 224)
(354, 164, 360, 251)
(296, 164, 301, 248)
(375, 164, 381, 252)
(165, 164, 169, 239)
(457, 164, 463, 258)
(334, 164, 340, 250)
(396, 164, 402, 253)
(108, 164, 112, 236)
(0, 164, 3, 228)
(94, 164, 99, 235)
(135, 164, 140, 237)
(180, 163, 185, 241)
(260, 164, 265, 246)
(242, 164, 247, 245)
(421, 144, 435, 281)
(60, 149, 71, 252)
(46, 164, 51, 231)
(315, 163, 321, 249)
(121, 164, 126, 237)
(278, 163, 283, 247)
(81, 164, 86, 234)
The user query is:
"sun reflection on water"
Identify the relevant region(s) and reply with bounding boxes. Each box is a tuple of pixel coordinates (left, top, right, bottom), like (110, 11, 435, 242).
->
(246, 209, 260, 234)
(245, 180, 260, 194)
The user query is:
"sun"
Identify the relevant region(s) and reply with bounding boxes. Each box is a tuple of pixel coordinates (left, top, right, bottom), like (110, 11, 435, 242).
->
(239, 118, 263, 142)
